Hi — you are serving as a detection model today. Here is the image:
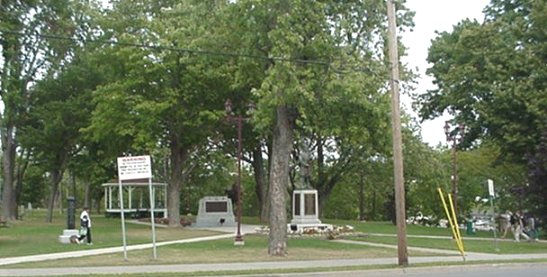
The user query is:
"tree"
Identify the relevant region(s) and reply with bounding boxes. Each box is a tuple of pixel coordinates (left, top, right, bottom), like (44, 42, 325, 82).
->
(416, 0, 546, 217)
(85, 0, 234, 226)
(401, 128, 448, 221)
(457, 143, 527, 215)
(219, 0, 414, 255)
(1, 0, 97, 220)
(19, 52, 105, 222)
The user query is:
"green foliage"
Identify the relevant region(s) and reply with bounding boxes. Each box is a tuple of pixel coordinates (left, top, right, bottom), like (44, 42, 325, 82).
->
(2, 0, 439, 227)
(84, 0, 233, 156)
(322, 180, 359, 220)
(416, 0, 546, 217)
(420, 1, 547, 157)
(20, 55, 101, 168)
(457, 144, 527, 213)
(19, 165, 48, 208)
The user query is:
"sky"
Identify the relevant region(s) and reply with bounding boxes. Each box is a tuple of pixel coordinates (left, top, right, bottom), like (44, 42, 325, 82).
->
(401, 0, 490, 147)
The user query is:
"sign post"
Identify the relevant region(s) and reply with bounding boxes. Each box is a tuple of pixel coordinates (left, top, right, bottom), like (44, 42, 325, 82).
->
(117, 155, 157, 259)
(487, 179, 499, 251)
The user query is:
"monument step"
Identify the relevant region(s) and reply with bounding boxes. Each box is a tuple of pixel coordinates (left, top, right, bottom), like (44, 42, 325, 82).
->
(59, 229, 80, 244)
(287, 223, 333, 233)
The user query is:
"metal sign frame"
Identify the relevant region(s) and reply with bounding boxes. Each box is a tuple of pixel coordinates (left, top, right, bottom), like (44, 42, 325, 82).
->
(117, 155, 157, 260)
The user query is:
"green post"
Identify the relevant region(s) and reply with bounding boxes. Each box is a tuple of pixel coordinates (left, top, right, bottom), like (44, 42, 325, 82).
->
(466, 219, 475, 235)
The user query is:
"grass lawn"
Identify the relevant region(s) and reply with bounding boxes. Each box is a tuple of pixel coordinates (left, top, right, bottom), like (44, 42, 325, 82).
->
(6, 234, 416, 269)
(1, 209, 546, 270)
(0, 209, 220, 258)
(327, 219, 547, 254)
(326, 219, 497, 238)
(349, 234, 547, 254)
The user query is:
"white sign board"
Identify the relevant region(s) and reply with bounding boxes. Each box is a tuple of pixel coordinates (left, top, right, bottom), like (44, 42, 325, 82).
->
(117, 155, 152, 180)
(487, 179, 495, 197)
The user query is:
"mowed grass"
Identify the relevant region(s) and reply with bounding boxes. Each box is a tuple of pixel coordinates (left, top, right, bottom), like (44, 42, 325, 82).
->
(326, 219, 492, 238)
(330, 219, 547, 254)
(348, 234, 547, 254)
(0, 210, 437, 269)
(7, 234, 410, 268)
(0, 209, 219, 258)
(1, 210, 546, 269)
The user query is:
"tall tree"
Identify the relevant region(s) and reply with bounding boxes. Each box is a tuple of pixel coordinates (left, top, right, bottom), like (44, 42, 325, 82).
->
(416, 0, 546, 217)
(86, 0, 233, 226)
(220, 0, 413, 255)
(0, 0, 94, 220)
(20, 53, 104, 222)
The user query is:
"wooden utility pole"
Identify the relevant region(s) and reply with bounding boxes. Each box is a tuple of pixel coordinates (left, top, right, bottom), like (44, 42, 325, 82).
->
(387, 0, 408, 266)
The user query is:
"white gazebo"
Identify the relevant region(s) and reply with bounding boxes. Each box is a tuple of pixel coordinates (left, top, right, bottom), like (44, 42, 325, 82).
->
(102, 181, 168, 218)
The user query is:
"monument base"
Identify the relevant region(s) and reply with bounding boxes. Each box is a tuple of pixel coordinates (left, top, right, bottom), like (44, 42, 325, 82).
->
(289, 189, 331, 234)
(290, 216, 322, 225)
(58, 229, 79, 244)
(287, 223, 333, 233)
(234, 239, 245, 246)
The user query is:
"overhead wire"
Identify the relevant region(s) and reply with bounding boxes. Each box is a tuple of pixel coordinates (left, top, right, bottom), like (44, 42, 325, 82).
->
(0, 29, 380, 75)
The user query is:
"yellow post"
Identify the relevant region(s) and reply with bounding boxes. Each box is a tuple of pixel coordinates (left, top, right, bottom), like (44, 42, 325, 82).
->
(448, 193, 465, 258)
(437, 188, 465, 260)
(437, 188, 456, 237)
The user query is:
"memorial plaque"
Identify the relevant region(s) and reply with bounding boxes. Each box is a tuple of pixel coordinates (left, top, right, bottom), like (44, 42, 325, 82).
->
(290, 189, 322, 227)
(67, 197, 76, 229)
(304, 193, 316, 215)
(205, 201, 228, 213)
(294, 195, 301, 216)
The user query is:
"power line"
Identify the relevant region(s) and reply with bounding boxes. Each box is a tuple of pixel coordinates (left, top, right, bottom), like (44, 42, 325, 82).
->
(1, 29, 378, 74)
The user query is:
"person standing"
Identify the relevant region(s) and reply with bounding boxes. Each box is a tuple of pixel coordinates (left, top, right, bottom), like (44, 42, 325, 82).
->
(78, 207, 92, 245)
(525, 214, 539, 241)
(500, 211, 512, 239)
(512, 210, 530, 242)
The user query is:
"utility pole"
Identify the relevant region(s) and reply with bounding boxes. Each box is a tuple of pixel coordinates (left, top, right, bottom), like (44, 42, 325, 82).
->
(387, 0, 408, 266)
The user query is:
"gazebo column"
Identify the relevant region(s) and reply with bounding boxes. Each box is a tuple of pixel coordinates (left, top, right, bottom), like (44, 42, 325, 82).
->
(128, 187, 134, 210)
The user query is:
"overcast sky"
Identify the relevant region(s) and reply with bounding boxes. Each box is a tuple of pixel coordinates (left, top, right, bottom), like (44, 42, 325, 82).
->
(401, 0, 490, 147)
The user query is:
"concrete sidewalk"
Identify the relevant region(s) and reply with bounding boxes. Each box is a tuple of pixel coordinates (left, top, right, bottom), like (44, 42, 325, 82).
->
(1, 225, 546, 276)
(1, 251, 546, 277)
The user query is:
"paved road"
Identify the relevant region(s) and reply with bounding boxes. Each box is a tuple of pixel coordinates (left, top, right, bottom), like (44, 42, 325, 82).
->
(256, 263, 547, 277)
(1, 224, 546, 276)
(1, 256, 546, 276)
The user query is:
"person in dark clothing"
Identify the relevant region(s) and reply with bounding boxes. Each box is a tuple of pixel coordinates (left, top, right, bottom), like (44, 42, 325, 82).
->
(511, 210, 530, 242)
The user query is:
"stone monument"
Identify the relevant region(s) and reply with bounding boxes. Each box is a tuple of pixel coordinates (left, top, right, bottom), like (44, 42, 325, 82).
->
(289, 140, 330, 232)
(291, 189, 321, 225)
(194, 196, 236, 228)
(58, 197, 79, 243)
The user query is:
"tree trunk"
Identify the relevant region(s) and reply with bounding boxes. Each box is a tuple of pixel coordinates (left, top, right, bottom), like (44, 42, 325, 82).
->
(14, 148, 29, 219)
(46, 169, 65, 223)
(1, 125, 17, 221)
(168, 138, 187, 227)
(84, 179, 91, 208)
(252, 144, 269, 223)
(359, 173, 366, 221)
(372, 187, 377, 220)
(268, 105, 294, 256)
